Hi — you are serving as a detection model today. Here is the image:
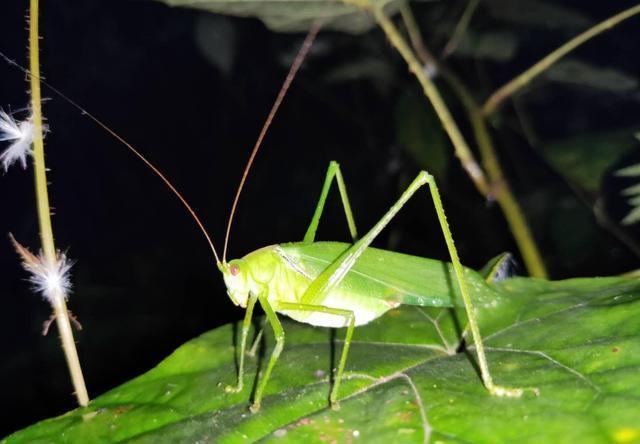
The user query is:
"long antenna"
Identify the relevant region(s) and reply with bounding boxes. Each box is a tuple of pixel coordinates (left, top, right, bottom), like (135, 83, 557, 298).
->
(0, 50, 221, 264)
(222, 23, 321, 263)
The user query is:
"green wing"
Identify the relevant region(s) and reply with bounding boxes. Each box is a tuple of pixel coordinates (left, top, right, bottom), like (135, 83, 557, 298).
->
(279, 242, 497, 308)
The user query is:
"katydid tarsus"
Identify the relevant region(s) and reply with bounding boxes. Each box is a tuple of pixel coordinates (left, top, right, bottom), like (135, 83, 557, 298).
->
(2, 24, 530, 414)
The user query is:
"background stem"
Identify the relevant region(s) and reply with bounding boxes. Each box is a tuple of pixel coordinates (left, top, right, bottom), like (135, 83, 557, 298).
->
(374, 6, 490, 196)
(376, 5, 548, 277)
(482, 4, 640, 116)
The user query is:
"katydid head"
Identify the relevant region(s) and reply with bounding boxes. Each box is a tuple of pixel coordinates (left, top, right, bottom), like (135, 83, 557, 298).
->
(218, 259, 251, 308)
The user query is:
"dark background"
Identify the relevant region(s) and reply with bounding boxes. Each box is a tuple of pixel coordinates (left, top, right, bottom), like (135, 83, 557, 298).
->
(0, 0, 638, 436)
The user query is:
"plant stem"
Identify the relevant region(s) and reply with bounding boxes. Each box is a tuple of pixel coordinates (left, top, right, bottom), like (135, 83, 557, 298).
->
(482, 4, 640, 116)
(29, 0, 89, 407)
(373, 5, 490, 196)
(390, 3, 547, 278)
(441, 0, 480, 59)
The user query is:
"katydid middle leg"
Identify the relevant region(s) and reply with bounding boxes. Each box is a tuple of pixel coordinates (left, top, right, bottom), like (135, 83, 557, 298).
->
(273, 301, 355, 410)
(303, 160, 358, 243)
(300, 169, 524, 399)
(228, 295, 356, 411)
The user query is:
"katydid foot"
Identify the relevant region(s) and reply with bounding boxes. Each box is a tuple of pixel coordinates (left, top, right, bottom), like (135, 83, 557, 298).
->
(487, 383, 540, 398)
(224, 382, 243, 393)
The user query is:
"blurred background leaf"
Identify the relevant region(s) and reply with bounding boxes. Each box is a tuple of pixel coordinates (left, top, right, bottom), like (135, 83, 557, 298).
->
(538, 130, 637, 192)
(158, 0, 404, 34)
(545, 59, 639, 93)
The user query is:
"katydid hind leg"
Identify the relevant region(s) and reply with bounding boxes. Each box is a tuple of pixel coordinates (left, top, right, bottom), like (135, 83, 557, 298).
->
(275, 301, 355, 410)
(225, 293, 258, 393)
(425, 174, 526, 397)
(300, 171, 526, 397)
(303, 161, 358, 243)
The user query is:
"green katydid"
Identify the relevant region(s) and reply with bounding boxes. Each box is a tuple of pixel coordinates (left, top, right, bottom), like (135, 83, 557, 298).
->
(2, 25, 530, 414)
(202, 26, 527, 412)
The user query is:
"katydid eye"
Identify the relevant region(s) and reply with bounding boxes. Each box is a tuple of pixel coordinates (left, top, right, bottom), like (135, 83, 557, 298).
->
(230, 264, 240, 276)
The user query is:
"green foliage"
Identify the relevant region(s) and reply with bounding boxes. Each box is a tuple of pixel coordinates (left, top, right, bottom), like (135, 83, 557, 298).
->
(156, 0, 402, 34)
(540, 131, 637, 192)
(545, 59, 638, 93)
(4, 276, 639, 443)
(395, 88, 449, 180)
(616, 159, 640, 225)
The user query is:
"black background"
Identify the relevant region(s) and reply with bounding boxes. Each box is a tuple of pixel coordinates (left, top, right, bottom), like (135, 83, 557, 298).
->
(0, 0, 638, 436)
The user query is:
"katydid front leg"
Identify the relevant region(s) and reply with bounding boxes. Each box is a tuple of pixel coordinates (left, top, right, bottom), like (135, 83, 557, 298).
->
(224, 292, 258, 394)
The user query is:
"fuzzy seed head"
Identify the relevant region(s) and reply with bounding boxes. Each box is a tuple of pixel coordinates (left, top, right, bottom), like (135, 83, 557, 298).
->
(26, 253, 74, 303)
(10, 235, 74, 305)
(0, 109, 35, 171)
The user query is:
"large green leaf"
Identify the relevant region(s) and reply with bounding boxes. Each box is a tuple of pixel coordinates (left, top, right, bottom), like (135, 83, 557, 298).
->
(3, 276, 640, 443)
(156, 0, 401, 34)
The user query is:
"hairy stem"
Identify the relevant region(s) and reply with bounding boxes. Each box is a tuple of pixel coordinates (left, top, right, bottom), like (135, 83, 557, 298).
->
(482, 4, 640, 116)
(29, 0, 89, 406)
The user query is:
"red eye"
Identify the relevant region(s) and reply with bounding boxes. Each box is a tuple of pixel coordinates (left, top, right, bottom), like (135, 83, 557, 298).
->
(230, 264, 239, 276)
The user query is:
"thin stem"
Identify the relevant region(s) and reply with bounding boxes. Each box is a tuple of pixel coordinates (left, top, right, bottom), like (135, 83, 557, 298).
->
(469, 103, 549, 277)
(399, 2, 437, 69)
(372, 6, 490, 196)
(441, 0, 480, 59)
(397, 5, 548, 277)
(29, 0, 89, 406)
(482, 4, 640, 116)
(435, 68, 548, 277)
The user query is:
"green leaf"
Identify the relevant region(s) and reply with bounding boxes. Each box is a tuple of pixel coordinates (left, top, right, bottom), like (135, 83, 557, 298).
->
(540, 130, 637, 192)
(484, 0, 592, 30)
(395, 88, 449, 179)
(545, 59, 639, 93)
(453, 30, 519, 61)
(155, 0, 402, 34)
(4, 276, 640, 443)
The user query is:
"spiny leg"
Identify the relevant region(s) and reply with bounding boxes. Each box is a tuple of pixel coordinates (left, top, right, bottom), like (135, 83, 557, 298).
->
(300, 171, 524, 397)
(303, 160, 358, 243)
(425, 173, 523, 397)
(225, 292, 258, 393)
(251, 291, 285, 413)
(275, 301, 355, 410)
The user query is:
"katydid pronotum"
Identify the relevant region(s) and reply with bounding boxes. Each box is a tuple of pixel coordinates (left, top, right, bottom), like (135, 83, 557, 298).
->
(2, 24, 531, 414)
